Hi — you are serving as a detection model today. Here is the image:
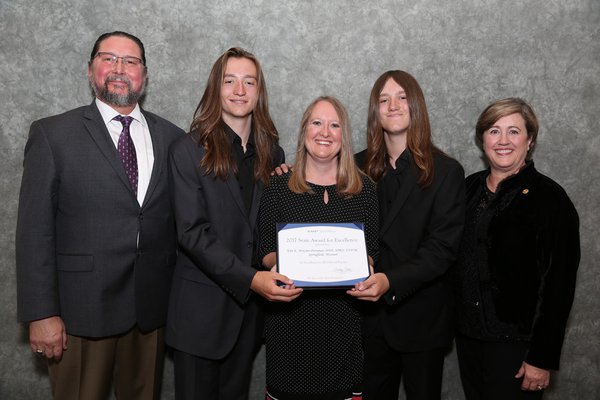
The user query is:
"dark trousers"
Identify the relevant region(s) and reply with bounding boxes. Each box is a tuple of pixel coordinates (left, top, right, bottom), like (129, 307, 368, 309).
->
(362, 334, 445, 400)
(455, 334, 544, 400)
(48, 326, 165, 400)
(173, 308, 262, 400)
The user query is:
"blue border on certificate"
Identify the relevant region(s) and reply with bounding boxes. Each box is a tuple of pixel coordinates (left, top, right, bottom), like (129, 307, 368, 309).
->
(276, 222, 370, 288)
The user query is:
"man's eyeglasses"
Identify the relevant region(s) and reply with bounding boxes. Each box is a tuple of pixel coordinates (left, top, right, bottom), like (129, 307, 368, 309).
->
(94, 52, 144, 68)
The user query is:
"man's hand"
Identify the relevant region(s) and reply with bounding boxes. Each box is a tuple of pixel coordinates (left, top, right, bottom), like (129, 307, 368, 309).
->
(29, 316, 68, 360)
(346, 272, 390, 301)
(251, 270, 303, 302)
(516, 361, 550, 391)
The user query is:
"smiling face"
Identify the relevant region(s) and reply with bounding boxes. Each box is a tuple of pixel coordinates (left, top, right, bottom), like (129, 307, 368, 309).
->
(304, 100, 343, 165)
(220, 57, 259, 126)
(483, 112, 532, 177)
(87, 35, 147, 113)
(378, 78, 411, 136)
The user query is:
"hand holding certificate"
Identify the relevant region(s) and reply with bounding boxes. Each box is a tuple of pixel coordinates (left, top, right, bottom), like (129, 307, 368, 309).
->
(276, 222, 370, 288)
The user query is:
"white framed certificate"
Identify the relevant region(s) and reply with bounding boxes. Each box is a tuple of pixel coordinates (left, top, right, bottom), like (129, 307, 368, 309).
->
(276, 222, 370, 288)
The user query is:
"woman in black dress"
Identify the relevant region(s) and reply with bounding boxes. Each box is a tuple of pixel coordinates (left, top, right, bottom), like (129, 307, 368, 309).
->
(258, 96, 379, 400)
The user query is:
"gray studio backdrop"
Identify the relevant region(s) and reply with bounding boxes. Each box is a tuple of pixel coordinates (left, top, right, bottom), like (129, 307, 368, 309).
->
(1, 0, 598, 399)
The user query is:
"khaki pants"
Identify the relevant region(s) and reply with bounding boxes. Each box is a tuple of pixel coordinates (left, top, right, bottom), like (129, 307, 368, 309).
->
(48, 326, 165, 400)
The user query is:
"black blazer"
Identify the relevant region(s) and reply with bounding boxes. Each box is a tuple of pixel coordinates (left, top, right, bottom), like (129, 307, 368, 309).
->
(16, 102, 184, 337)
(165, 132, 285, 359)
(456, 162, 579, 370)
(357, 149, 465, 351)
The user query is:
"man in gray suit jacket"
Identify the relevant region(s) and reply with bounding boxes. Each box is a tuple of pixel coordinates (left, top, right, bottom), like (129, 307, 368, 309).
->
(16, 31, 184, 400)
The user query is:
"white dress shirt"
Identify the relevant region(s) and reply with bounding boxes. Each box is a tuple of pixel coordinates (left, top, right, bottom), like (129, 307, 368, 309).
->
(95, 99, 154, 205)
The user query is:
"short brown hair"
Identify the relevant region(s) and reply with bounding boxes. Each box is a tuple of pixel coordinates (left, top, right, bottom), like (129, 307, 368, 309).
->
(475, 97, 539, 158)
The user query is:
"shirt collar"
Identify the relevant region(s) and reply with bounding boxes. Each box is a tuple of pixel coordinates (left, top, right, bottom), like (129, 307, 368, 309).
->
(95, 98, 145, 127)
(483, 160, 536, 193)
(224, 122, 255, 149)
(388, 148, 411, 173)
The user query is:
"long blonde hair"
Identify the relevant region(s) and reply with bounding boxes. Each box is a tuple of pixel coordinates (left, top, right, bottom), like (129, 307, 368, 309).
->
(288, 96, 363, 197)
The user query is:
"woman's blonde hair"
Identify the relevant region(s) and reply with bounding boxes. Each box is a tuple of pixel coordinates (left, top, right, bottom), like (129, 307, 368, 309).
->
(289, 96, 363, 197)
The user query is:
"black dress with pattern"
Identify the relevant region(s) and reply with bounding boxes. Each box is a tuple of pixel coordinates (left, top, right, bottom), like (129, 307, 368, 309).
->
(258, 173, 379, 400)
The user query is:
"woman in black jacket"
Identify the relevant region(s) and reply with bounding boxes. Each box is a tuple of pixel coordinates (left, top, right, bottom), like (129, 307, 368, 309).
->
(454, 98, 580, 400)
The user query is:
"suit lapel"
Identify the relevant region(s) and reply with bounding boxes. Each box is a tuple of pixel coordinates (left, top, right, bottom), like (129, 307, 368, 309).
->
(380, 160, 418, 235)
(82, 102, 135, 196)
(224, 171, 264, 229)
(248, 181, 264, 228)
(226, 174, 250, 220)
(141, 110, 163, 208)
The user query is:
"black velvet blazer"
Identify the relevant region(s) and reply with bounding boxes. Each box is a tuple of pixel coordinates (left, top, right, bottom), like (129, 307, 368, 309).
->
(455, 161, 580, 370)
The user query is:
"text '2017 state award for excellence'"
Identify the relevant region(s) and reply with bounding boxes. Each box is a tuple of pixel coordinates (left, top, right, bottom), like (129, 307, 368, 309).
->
(276, 222, 370, 288)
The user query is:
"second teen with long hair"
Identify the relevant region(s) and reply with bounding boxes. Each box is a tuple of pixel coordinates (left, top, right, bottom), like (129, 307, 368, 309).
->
(349, 70, 465, 400)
